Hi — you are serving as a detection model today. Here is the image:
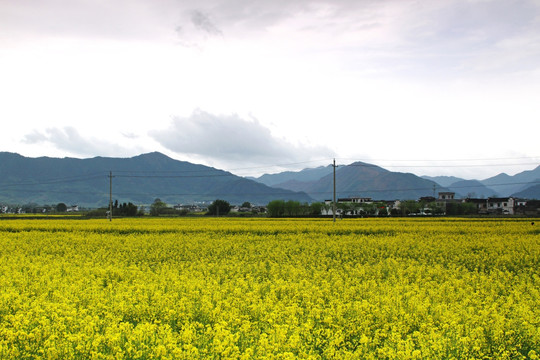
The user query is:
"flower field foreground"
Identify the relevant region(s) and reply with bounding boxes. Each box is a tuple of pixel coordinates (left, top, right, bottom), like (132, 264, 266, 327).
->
(0, 217, 539, 359)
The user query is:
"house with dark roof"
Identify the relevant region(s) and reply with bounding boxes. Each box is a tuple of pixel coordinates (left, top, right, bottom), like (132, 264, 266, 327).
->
(487, 197, 515, 215)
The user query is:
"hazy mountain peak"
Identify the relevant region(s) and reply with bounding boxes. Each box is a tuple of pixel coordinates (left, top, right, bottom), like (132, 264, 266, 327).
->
(421, 175, 465, 187)
(136, 151, 170, 159)
(482, 172, 512, 182)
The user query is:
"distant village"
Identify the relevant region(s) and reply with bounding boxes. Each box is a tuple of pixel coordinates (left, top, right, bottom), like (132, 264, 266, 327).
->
(1, 204, 79, 215)
(2, 191, 539, 216)
(323, 192, 540, 216)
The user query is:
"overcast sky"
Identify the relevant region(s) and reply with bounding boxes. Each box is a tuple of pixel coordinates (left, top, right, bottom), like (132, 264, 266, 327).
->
(1, 0, 539, 179)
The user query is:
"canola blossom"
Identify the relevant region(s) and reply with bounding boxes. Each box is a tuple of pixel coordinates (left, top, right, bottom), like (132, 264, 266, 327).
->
(0, 217, 539, 359)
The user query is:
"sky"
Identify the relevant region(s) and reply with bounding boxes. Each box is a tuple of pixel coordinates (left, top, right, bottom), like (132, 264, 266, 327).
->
(1, 0, 539, 179)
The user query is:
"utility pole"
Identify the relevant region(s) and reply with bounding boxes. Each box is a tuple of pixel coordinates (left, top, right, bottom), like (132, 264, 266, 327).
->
(108, 171, 114, 221)
(333, 159, 337, 223)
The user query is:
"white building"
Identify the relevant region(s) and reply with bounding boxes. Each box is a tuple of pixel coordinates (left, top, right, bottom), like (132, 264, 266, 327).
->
(487, 197, 515, 215)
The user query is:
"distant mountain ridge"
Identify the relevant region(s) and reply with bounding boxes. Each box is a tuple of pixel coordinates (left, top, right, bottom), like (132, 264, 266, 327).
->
(421, 175, 465, 187)
(3, 152, 538, 208)
(479, 166, 540, 197)
(252, 163, 540, 200)
(253, 165, 334, 187)
(446, 180, 497, 199)
(253, 162, 448, 201)
(513, 184, 540, 199)
(0, 152, 312, 207)
(420, 167, 540, 199)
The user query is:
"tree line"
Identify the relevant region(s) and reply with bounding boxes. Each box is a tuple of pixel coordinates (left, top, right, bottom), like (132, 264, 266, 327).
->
(10, 197, 482, 218)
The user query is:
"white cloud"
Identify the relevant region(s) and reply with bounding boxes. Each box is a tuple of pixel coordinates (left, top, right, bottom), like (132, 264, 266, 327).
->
(23, 127, 141, 158)
(150, 110, 333, 167)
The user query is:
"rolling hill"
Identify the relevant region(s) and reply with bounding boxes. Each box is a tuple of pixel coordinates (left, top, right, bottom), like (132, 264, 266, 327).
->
(252, 165, 334, 187)
(480, 165, 540, 196)
(447, 180, 498, 199)
(512, 184, 540, 199)
(421, 175, 465, 187)
(254, 163, 540, 201)
(254, 162, 446, 201)
(0, 152, 312, 207)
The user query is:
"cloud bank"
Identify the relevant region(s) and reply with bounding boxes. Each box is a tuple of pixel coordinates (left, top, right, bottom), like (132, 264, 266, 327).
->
(2, 0, 539, 179)
(150, 110, 333, 167)
(3, 0, 539, 78)
(23, 127, 139, 158)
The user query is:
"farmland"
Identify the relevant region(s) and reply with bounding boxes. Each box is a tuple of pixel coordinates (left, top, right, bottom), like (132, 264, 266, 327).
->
(0, 217, 539, 359)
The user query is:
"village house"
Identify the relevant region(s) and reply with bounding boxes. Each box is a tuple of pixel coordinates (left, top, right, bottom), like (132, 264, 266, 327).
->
(66, 205, 79, 212)
(433, 192, 460, 213)
(515, 199, 527, 207)
(464, 197, 519, 215)
(419, 196, 436, 203)
(438, 192, 455, 200)
(230, 205, 251, 213)
(515, 199, 540, 215)
(322, 197, 395, 216)
(464, 198, 489, 214)
(487, 197, 515, 215)
(173, 204, 206, 213)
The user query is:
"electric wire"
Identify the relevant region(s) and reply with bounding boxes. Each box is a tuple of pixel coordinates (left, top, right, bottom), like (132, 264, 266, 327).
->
(1, 156, 538, 203)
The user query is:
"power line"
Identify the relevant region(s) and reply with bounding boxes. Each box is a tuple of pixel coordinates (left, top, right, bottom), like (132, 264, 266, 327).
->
(113, 169, 230, 175)
(0, 160, 536, 190)
(104, 180, 540, 198)
(0, 155, 537, 186)
(5, 179, 537, 198)
(115, 174, 235, 179)
(0, 174, 107, 189)
(344, 162, 539, 168)
(303, 180, 540, 196)
(337, 156, 540, 162)
(1, 157, 538, 204)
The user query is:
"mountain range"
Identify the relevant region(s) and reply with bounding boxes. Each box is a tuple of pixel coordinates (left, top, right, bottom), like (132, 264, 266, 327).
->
(252, 162, 450, 201)
(251, 163, 540, 201)
(0, 152, 312, 207)
(2, 152, 538, 208)
(422, 166, 540, 198)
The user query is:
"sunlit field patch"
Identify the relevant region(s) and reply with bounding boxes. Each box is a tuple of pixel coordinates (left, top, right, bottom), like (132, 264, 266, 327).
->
(0, 217, 539, 359)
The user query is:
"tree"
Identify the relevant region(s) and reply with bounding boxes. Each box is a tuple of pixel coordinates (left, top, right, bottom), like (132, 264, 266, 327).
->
(267, 200, 286, 217)
(150, 198, 168, 216)
(309, 202, 323, 216)
(461, 202, 477, 215)
(121, 202, 138, 216)
(208, 199, 231, 216)
(285, 200, 301, 216)
(241, 202, 252, 209)
(267, 200, 314, 217)
(377, 205, 388, 216)
(337, 202, 353, 216)
(126, 203, 138, 216)
(357, 203, 377, 216)
(56, 203, 68, 212)
(400, 200, 420, 215)
(428, 202, 445, 215)
(446, 202, 477, 215)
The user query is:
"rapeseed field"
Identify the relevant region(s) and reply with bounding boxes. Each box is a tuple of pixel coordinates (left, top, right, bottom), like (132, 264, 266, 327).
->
(0, 217, 539, 359)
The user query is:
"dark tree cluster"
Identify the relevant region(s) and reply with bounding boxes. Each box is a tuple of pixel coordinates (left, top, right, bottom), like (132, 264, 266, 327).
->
(266, 200, 322, 217)
(207, 199, 231, 216)
(113, 200, 140, 216)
